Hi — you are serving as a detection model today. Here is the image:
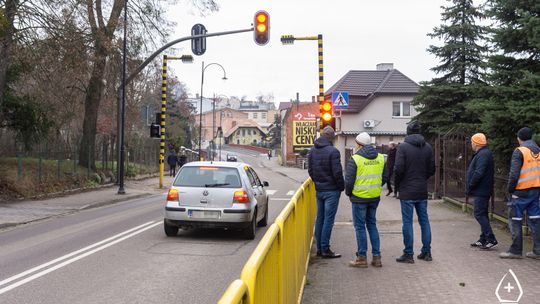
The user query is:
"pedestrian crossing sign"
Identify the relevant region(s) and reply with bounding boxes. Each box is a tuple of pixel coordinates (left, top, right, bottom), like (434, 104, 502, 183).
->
(332, 91, 349, 109)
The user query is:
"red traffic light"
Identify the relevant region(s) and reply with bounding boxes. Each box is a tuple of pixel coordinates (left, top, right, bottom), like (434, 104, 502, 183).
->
(254, 11, 270, 45)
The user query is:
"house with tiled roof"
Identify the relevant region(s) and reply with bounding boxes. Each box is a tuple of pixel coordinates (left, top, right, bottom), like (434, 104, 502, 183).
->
(224, 120, 267, 145)
(325, 63, 419, 163)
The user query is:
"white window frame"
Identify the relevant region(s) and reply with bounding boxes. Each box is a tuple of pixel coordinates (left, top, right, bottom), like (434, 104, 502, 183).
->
(392, 101, 411, 118)
(253, 113, 258, 119)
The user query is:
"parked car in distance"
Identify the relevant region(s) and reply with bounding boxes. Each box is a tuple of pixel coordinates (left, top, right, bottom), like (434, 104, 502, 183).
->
(226, 154, 237, 162)
(163, 161, 270, 239)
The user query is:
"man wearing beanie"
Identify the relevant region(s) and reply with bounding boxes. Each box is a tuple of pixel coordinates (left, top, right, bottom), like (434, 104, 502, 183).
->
(308, 126, 345, 258)
(466, 133, 497, 249)
(394, 122, 435, 263)
(500, 127, 540, 259)
(345, 132, 388, 268)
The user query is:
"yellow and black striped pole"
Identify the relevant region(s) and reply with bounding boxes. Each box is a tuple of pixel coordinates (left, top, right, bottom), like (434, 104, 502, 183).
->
(318, 34, 324, 130)
(159, 55, 167, 188)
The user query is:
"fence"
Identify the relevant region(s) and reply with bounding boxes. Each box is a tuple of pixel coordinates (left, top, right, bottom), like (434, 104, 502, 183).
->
(218, 178, 316, 304)
(432, 133, 511, 224)
(0, 132, 161, 199)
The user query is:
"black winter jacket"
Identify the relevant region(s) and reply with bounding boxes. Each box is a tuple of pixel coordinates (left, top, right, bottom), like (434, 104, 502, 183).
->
(308, 137, 345, 192)
(466, 146, 494, 197)
(345, 145, 388, 203)
(394, 134, 435, 200)
(508, 140, 540, 197)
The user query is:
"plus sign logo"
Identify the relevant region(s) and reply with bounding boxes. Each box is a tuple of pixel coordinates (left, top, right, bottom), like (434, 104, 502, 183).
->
(495, 269, 523, 303)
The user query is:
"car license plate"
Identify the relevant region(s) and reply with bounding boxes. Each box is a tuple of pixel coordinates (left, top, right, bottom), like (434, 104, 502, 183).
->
(188, 210, 220, 219)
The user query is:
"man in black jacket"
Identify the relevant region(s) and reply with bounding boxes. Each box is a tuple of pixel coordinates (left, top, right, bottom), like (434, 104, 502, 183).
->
(394, 122, 435, 263)
(308, 126, 345, 258)
(466, 133, 497, 250)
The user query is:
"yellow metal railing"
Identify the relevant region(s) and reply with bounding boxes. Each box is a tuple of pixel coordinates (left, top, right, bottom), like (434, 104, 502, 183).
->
(218, 178, 316, 304)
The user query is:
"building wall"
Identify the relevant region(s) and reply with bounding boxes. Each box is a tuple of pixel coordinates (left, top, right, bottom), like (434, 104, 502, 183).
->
(194, 108, 248, 149)
(281, 102, 319, 164)
(228, 127, 265, 145)
(339, 95, 416, 134)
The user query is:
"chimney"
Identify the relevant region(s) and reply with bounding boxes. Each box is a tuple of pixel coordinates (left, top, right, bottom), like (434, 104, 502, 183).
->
(376, 63, 394, 71)
(312, 96, 316, 103)
(195, 93, 200, 99)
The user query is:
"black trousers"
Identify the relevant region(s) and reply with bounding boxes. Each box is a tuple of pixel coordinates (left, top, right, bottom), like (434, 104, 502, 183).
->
(473, 196, 496, 243)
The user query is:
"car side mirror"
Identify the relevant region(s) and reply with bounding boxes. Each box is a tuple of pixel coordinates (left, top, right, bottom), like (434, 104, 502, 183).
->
(263, 181, 269, 187)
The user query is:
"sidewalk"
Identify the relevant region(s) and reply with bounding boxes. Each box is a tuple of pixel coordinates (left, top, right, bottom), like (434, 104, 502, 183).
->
(0, 176, 173, 230)
(302, 194, 540, 304)
(260, 155, 309, 184)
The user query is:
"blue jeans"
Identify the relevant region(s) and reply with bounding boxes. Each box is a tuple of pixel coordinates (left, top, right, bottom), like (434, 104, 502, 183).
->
(508, 189, 540, 254)
(400, 199, 431, 255)
(473, 196, 496, 243)
(315, 191, 341, 251)
(352, 201, 380, 257)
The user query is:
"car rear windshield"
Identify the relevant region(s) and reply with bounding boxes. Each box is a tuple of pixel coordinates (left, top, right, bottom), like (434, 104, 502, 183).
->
(174, 166, 242, 188)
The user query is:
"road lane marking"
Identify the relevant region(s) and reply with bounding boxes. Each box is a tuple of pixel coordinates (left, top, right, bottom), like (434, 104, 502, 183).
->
(286, 190, 295, 196)
(266, 190, 277, 195)
(270, 198, 291, 201)
(0, 221, 160, 295)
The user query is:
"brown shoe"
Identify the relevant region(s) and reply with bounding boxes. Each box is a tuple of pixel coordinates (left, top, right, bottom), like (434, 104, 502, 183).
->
(349, 255, 368, 268)
(371, 256, 382, 267)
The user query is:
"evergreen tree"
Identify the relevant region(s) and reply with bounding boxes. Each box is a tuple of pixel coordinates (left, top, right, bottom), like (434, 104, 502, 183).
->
(467, 0, 540, 165)
(413, 0, 488, 136)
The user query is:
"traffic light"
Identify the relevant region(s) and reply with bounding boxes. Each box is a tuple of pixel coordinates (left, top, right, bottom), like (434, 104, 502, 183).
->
(254, 11, 270, 45)
(150, 123, 161, 138)
(320, 99, 335, 130)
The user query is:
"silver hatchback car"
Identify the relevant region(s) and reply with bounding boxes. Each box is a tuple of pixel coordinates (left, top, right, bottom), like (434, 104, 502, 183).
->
(163, 161, 269, 239)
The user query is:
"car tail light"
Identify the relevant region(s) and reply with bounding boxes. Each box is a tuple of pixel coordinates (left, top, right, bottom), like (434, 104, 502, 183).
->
(167, 189, 179, 201)
(233, 191, 249, 203)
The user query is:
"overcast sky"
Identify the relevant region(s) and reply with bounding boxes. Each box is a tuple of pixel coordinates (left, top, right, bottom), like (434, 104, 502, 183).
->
(165, 0, 463, 103)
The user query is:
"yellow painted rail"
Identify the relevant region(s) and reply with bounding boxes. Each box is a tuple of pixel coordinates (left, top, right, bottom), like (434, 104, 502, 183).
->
(218, 178, 316, 304)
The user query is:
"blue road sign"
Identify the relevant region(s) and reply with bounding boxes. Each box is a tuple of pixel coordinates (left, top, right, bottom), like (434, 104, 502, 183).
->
(332, 91, 349, 109)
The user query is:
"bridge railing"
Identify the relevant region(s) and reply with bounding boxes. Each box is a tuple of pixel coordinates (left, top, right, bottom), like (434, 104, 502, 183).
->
(218, 178, 316, 304)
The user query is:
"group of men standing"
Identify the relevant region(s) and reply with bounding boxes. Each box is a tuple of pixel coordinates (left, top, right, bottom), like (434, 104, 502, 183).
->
(467, 127, 540, 259)
(167, 150, 188, 177)
(308, 123, 540, 268)
(308, 122, 434, 267)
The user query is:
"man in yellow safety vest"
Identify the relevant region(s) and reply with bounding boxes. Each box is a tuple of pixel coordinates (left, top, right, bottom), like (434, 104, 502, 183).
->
(345, 132, 388, 268)
(500, 127, 540, 259)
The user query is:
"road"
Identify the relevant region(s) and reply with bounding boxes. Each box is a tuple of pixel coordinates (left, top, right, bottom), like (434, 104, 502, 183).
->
(0, 149, 303, 304)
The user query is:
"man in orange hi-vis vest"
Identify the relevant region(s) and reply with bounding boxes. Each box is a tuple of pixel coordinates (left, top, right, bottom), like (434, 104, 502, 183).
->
(500, 127, 540, 260)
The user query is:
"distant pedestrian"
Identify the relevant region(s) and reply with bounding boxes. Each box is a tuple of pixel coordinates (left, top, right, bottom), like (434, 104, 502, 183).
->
(178, 154, 187, 168)
(500, 127, 540, 259)
(386, 142, 397, 197)
(346, 132, 387, 268)
(466, 133, 498, 250)
(394, 122, 435, 263)
(167, 150, 178, 177)
(268, 149, 272, 160)
(308, 126, 345, 259)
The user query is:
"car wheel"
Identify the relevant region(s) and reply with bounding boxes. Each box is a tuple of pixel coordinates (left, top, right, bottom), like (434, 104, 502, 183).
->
(257, 203, 268, 227)
(164, 219, 179, 237)
(243, 209, 257, 240)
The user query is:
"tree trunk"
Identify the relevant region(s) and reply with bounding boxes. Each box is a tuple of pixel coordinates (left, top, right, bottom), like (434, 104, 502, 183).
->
(0, 0, 17, 117)
(79, 51, 107, 169)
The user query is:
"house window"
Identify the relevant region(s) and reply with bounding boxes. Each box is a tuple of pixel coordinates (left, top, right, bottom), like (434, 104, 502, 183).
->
(262, 112, 267, 120)
(253, 113, 258, 119)
(242, 129, 246, 136)
(392, 101, 411, 117)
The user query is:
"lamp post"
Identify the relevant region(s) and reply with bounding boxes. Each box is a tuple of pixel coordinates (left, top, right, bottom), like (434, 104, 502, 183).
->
(199, 62, 227, 160)
(117, 0, 128, 194)
(214, 94, 229, 161)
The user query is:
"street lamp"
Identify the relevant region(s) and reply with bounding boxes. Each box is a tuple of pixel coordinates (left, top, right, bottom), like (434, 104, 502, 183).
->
(214, 94, 229, 161)
(199, 62, 227, 160)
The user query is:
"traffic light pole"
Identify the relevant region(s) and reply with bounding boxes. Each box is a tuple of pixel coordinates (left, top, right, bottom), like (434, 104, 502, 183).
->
(280, 34, 326, 132)
(159, 55, 168, 189)
(116, 27, 253, 193)
(317, 35, 324, 131)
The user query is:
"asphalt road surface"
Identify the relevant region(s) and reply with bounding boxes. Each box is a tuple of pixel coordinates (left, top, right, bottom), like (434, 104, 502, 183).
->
(0, 149, 302, 304)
